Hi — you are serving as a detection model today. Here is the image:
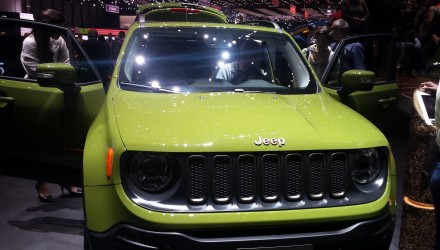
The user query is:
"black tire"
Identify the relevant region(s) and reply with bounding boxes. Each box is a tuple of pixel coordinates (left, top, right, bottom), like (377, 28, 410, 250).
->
(84, 227, 91, 250)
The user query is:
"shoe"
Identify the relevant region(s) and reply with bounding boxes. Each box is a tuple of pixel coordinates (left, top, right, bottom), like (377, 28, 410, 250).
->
(60, 185, 83, 197)
(35, 182, 53, 203)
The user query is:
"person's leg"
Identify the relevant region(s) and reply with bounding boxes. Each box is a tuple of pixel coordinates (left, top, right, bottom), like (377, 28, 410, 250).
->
(430, 161, 440, 250)
(59, 185, 82, 197)
(35, 181, 53, 203)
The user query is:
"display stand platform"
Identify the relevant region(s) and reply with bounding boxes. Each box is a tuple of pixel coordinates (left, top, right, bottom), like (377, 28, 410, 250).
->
(399, 89, 436, 249)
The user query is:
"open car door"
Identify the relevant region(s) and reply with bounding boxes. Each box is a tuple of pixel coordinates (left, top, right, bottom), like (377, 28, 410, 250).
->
(321, 34, 399, 133)
(0, 17, 105, 173)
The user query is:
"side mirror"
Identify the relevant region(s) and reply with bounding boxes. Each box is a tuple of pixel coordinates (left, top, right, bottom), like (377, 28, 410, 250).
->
(425, 62, 440, 79)
(338, 70, 374, 96)
(36, 63, 76, 88)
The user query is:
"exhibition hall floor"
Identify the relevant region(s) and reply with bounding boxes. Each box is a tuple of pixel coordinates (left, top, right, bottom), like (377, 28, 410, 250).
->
(0, 178, 83, 249)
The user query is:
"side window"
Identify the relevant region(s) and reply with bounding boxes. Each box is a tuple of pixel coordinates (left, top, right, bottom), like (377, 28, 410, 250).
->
(323, 35, 396, 87)
(325, 55, 341, 86)
(0, 20, 100, 84)
(267, 41, 305, 89)
(69, 38, 101, 84)
(0, 25, 27, 78)
(324, 41, 366, 87)
(272, 47, 294, 87)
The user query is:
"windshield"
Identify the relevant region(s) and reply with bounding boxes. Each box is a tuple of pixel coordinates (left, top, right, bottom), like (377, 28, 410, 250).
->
(119, 26, 318, 94)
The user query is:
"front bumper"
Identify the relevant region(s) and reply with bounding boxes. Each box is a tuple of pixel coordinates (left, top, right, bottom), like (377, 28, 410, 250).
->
(86, 208, 394, 250)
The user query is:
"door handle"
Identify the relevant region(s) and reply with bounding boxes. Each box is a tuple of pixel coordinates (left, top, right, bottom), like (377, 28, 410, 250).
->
(378, 97, 397, 103)
(0, 96, 14, 108)
(378, 97, 396, 109)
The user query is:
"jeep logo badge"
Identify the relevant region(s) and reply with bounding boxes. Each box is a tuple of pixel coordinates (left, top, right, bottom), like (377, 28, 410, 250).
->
(254, 136, 285, 147)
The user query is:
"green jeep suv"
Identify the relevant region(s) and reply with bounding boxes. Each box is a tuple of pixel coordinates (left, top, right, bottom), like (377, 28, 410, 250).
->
(0, 3, 396, 250)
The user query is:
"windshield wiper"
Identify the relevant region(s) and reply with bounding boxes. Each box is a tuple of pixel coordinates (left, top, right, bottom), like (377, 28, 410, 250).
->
(120, 81, 179, 93)
(234, 89, 276, 94)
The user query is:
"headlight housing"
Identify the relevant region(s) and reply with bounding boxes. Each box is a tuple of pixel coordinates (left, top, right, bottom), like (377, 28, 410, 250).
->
(351, 148, 381, 184)
(129, 152, 176, 193)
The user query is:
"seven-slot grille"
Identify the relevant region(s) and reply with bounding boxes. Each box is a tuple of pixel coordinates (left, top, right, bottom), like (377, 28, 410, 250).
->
(187, 152, 347, 205)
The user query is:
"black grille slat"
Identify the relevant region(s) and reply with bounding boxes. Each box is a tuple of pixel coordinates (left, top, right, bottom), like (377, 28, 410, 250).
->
(285, 154, 303, 200)
(262, 154, 280, 202)
(213, 155, 232, 204)
(186, 152, 348, 206)
(238, 155, 257, 203)
(331, 153, 347, 198)
(187, 156, 207, 204)
(308, 154, 325, 199)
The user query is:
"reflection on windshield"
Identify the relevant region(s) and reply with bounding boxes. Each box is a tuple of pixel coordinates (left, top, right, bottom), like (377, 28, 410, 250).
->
(119, 26, 316, 94)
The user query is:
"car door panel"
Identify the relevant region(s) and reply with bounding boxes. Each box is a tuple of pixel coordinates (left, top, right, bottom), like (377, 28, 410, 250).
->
(325, 82, 398, 129)
(322, 34, 398, 132)
(0, 18, 105, 170)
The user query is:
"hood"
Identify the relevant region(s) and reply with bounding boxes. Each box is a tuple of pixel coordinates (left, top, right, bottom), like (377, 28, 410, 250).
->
(112, 91, 386, 152)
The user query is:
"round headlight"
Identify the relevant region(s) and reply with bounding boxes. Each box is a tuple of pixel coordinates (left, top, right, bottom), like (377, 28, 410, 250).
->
(129, 152, 175, 193)
(351, 148, 381, 184)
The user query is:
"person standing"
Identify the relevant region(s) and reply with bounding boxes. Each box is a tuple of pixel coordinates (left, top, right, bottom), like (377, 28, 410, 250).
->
(420, 80, 440, 250)
(424, 1, 440, 64)
(106, 33, 115, 59)
(20, 9, 82, 202)
(302, 26, 334, 79)
(21, 9, 69, 79)
(235, 13, 245, 24)
(341, 0, 370, 35)
(82, 29, 112, 89)
(112, 31, 126, 60)
(330, 19, 365, 72)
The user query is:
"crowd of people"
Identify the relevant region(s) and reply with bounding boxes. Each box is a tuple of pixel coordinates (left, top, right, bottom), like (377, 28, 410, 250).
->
(77, 29, 125, 88)
(227, 0, 440, 78)
(396, 0, 440, 77)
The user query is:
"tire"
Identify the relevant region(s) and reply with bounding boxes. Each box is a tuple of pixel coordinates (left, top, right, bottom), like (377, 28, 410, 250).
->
(84, 227, 91, 250)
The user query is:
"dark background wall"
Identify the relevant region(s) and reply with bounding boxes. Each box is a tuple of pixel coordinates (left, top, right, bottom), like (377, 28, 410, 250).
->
(1, 0, 120, 29)
(0, 0, 407, 31)
(0, 0, 21, 13)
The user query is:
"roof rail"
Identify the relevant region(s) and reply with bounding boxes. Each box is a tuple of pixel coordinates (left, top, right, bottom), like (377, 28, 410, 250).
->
(137, 3, 203, 16)
(239, 20, 283, 31)
(139, 13, 145, 27)
(136, 3, 227, 23)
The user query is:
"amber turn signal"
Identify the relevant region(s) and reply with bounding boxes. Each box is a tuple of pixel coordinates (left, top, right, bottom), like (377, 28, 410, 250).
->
(106, 147, 114, 179)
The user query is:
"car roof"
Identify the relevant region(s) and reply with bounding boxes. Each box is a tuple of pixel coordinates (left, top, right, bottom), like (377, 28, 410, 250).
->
(136, 3, 227, 23)
(131, 21, 285, 36)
